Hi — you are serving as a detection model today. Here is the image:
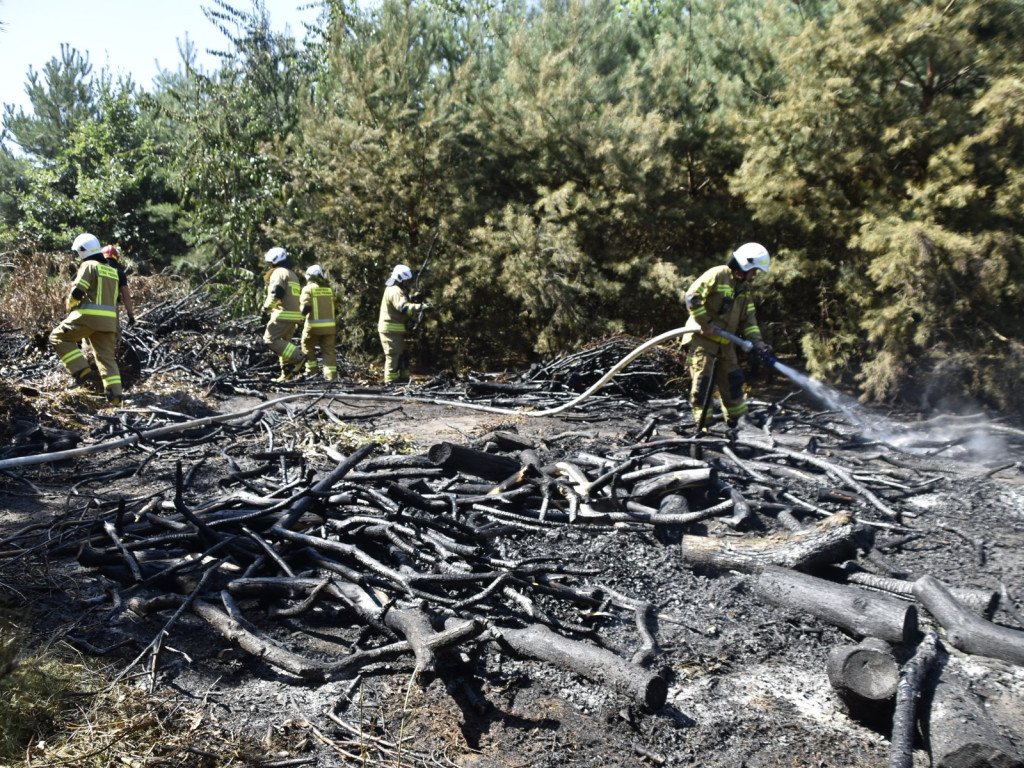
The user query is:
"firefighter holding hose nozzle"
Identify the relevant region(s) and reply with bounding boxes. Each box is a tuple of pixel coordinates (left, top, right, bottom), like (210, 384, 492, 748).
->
(684, 242, 773, 434)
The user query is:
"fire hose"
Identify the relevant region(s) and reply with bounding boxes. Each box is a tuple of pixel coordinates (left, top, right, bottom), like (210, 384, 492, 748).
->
(1, 328, 778, 470)
(710, 328, 779, 367)
(366, 325, 778, 418)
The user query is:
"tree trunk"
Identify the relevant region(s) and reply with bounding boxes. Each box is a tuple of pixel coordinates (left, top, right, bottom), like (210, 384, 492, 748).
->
(428, 441, 522, 482)
(682, 512, 869, 573)
(827, 636, 899, 700)
(756, 566, 918, 646)
(827, 637, 899, 729)
(494, 623, 667, 710)
(913, 575, 1024, 666)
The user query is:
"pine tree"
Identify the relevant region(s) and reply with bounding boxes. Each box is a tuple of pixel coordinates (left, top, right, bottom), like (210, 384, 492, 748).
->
(2, 45, 97, 160)
(730, 0, 1024, 408)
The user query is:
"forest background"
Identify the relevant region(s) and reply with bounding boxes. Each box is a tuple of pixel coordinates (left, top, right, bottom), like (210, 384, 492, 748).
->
(1, 0, 1023, 411)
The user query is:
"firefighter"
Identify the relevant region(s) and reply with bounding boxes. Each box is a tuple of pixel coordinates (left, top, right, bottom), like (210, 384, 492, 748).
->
(299, 264, 339, 381)
(50, 233, 123, 405)
(377, 264, 428, 385)
(259, 247, 306, 381)
(684, 242, 772, 432)
(101, 244, 136, 339)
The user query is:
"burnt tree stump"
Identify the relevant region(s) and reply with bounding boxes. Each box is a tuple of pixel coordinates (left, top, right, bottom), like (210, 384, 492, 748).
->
(827, 637, 899, 729)
(924, 663, 1024, 768)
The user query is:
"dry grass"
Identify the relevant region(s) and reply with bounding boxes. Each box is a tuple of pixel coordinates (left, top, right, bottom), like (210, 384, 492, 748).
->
(0, 250, 190, 345)
(0, 610, 281, 767)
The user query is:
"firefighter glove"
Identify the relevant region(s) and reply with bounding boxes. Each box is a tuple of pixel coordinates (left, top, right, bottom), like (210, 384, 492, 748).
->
(126, 314, 136, 329)
(259, 310, 269, 324)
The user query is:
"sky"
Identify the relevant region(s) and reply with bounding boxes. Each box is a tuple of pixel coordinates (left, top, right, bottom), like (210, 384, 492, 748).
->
(0, 0, 323, 116)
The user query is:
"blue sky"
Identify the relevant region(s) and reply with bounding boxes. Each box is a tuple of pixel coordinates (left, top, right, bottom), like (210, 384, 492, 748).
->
(0, 1, 322, 116)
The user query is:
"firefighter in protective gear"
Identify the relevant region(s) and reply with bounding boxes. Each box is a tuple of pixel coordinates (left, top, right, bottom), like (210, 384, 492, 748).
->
(299, 264, 339, 381)
(50, 233, 123, 404)
(377, 264, 427, 385)
(260, 247, 306, 381)
(684, 242, 772, 432)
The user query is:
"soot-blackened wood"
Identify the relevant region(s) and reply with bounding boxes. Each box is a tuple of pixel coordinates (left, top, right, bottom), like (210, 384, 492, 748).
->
(756, 566, 919, 646)
(474, 429, 538, 452)
(630, 467, 714, 500)
(192, 598, 336, 680)
(924, 664, 1024, 768)
(427, 442, 523, 482)
(384, 606, 443, 680)
(827, 637, 899, 727)
(494, 623, 668, 710)
(913, 575, 1024, 666)
(277, 442, 379, 529)
(359, 453, 435, 471)
(889, 631, 939, 768)
(681, 512, 868, 574)
(844, 568, 999, 618)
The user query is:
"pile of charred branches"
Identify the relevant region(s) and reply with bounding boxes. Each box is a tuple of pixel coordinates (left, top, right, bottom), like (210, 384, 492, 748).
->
(2, 380, 1024, 765)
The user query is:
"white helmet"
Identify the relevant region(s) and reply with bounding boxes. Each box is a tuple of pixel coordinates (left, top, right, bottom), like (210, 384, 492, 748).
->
(731, 242, 770, 274)
(386, 264, 413, 285)
(264, 247, 288, 265)
(71, 233, 102, 259)
(305, 264, 324, 279)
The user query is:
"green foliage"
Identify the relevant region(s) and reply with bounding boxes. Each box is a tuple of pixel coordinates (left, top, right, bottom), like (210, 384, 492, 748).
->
(2, 45, 97, 160)
(8, 81, 185, 258)
(164, 0, 316, 273)
(2, 0, 1023, 408)
(731, 0, 1024, 407)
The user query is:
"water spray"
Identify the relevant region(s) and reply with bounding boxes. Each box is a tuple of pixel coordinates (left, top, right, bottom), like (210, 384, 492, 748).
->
(712, 328, 871, 429)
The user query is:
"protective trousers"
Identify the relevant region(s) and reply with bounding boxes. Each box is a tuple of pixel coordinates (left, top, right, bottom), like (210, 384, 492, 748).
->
(50, 319, 122, 402)
(263, 315, 304, 374)
(379, 330, 410, 383)
(689, 342, 748, 428)
(301, 325, 338, 381)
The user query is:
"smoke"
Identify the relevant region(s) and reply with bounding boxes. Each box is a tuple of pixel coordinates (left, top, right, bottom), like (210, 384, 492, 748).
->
(771, 361, 1014, 463)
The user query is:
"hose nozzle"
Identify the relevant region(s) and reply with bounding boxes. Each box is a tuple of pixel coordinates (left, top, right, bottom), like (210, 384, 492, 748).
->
(714, 329, 777, 367)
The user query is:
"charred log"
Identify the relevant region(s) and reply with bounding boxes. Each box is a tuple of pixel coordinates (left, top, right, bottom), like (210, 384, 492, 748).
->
(923, 662, 1024, 768)
(682, 512, 869, 573)
(756, 565, 919, 646)
(912, 576, 1024, 666)
(492, 622, 668, 711)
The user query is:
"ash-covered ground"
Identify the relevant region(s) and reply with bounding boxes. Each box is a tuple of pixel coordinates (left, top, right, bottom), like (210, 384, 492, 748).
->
(1, 326, 1023, 768)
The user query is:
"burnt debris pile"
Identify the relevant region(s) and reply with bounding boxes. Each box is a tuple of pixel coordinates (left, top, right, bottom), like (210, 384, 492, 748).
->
(2, 389, 1024, 765)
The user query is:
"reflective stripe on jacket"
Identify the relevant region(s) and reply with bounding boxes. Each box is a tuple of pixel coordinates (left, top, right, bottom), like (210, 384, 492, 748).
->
(300, 281, 336, 328)
(684, 264, 762, 346)
(68, 260, 119, 329)
(378, 284, 413, 333)
(263, 267, 302, 323)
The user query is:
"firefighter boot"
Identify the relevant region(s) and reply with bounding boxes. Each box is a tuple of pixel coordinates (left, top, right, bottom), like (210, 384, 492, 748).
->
(72, 366, 102, 393)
